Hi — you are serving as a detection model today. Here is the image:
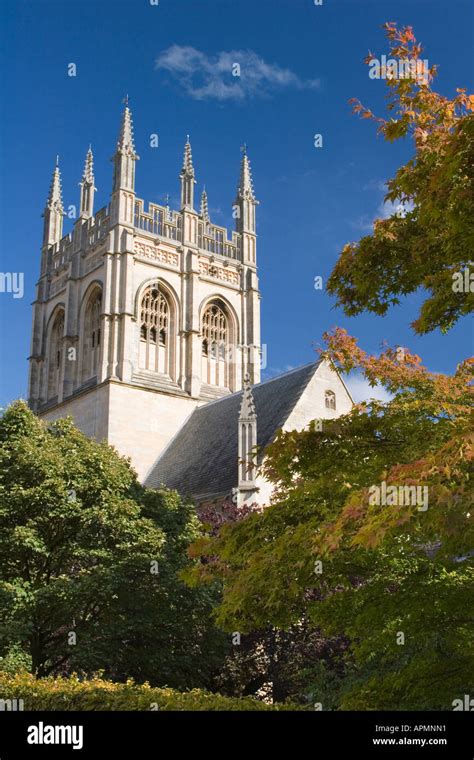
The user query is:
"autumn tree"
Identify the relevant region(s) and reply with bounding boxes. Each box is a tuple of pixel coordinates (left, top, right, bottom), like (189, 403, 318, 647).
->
(187, 331, 473, 708)
(327, 23, 474, 333)
(184, 25, 474, 709)
(197, 501, 348, 705)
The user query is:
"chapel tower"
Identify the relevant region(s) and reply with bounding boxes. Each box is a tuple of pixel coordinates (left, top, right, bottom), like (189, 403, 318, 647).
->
(28, 102, 262, 480)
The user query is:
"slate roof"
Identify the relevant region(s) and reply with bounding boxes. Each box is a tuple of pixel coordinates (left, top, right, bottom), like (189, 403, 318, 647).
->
(145, 361, 321, 498)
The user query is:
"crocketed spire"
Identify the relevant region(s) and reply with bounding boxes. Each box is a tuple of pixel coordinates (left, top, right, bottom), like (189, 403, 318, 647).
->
(111, 98, 139, 196)
(239, 373, 257, 421)
(79, 146, 96, 218)
(42, 157, 65, 247)
(81, 145, 95, 184)
(200, 185, 210, 224)
(180, 135, 196, 209)
(46, 157, 64, 212)
(181, 135, 195, 176)
(236, 146, 256, 202)
(115, 98, 138, 158)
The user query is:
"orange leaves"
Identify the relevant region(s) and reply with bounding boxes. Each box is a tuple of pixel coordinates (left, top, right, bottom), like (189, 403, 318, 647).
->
(349, 97, 361, 114)
(401, 27, 416, 43)
(321, 328, 473, 415)
(349, 97, 382, 125)
(414, 126, 429, 144)
(382, 22, 418, 49)
(320, 328, 362, 373)
(382, 21, 398, 40)
(352, 23, 472, 150)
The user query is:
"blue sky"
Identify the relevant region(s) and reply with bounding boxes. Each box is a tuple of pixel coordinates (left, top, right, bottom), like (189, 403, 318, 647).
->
(0, 0, 472, 406)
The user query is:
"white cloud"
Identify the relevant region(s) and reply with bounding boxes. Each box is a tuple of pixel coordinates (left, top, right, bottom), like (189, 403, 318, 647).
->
(351, 215, 374, 232)
(155, 45, 320, 101)
(377, 198, 414, 219)
(362, 179, 388, 192)
(345, 373, 393, 404)
(351, 196, 415, 233)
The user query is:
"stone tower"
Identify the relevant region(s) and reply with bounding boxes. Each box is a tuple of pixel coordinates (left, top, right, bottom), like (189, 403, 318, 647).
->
(28, 102, 262, 480)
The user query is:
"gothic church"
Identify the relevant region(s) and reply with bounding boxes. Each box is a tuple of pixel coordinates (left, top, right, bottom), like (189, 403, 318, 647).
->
(28, 103, 352, 507)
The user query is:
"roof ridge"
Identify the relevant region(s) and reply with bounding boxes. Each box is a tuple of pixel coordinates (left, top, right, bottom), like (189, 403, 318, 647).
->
(256, 359, 321, 387)
(192, 360, 322, 413)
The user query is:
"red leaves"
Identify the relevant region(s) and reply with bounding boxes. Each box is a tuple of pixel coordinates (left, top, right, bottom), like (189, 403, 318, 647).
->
(402, 27, 416, 43)
(382, 22, 417, 47)
(321, 327, 473, 417)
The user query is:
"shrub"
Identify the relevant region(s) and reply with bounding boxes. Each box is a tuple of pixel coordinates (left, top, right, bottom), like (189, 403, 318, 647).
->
(0, 672, 301, 711)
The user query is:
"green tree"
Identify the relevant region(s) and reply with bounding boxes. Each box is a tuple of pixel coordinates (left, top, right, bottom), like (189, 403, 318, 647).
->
(327, 23, 474, 334)
(0, 401, 228, 687)
(187, 334, 474, 709)
(197, 501, 348, 706)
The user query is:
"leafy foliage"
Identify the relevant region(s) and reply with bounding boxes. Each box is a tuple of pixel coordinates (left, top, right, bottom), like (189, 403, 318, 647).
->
(187, 332, 474, 709)
(215, 624, 348, 709)
(188, 502, 349, 706)
(0, 671, 300, 711)
(327, 23, 474, 333)
(0, 401, 228, 688)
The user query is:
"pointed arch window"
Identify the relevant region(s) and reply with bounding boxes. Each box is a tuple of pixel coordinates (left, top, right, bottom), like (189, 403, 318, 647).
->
(82, 290, 102, 382)
(325, 389, 336, 410)
(201, 300, 230, 388)
(47, 310, 64, 399)
(139, 284, 170, 374)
